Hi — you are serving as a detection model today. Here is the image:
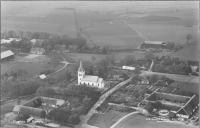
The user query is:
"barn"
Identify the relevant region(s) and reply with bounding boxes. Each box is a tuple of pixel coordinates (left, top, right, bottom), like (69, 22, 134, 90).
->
(1, 50, 14, 62)
(140, 41, 165, 49)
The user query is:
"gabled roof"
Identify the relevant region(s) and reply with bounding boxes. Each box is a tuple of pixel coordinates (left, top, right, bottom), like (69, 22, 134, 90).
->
(82, 75, 98, 82)
(13, 105, 21, 112)
(177, 95, 199, 116)
(97, 78, 103, 83)
(30, 47, 45, 52)
(39, 74, 46, 79)
(144, 41, 164, 45)
(1, 50, 14, 59)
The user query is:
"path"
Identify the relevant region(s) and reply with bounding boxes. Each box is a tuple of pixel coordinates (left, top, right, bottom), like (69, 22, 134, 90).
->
(80, 78, 132, 128)
(46, 52, 70, 77)
(124, 20, 150, 41)
(110, 111, 139, 128)
(148, 60, 154, 72)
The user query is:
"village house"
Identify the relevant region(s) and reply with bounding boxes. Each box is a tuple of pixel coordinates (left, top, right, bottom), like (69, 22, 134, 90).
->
(139, 91, 199, 119)
(1, 38, 22, 44)
(78, 61, 105, 89)
(30, 47, 45, 54)
(68, 44, 78, 52)
(13, 96, 65, 116)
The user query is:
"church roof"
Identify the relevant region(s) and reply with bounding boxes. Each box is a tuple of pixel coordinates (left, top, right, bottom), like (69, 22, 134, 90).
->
(78, 61, 85, 72)
(97, 78, 103, 83)
(81, 75, 98, 82)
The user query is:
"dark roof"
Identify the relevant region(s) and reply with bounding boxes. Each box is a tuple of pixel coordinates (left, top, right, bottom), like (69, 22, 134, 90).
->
(146, 92, 190, 102)
(168, 43, 199, 62)
(178, 82, 199, 94)
(177, 95, 199, 116)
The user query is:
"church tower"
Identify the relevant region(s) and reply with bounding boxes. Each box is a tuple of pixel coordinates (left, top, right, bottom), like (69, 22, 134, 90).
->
(78, 61, 85, 85)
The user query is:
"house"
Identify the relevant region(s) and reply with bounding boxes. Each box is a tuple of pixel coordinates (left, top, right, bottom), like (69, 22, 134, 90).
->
(1, 50, 14, 62)
(78, 61, 105, 89)
(30, 47, 45, 54)
(40, 97, 65, 108)
(1, 38, 21, 44)
(13, 96, 65, 117)
(39, 74, 46, 79)
(68, 45, 78, 52)
(140, 91, 199, 119)
(122, 66, 135, 71)
(140, 41, 165, 49)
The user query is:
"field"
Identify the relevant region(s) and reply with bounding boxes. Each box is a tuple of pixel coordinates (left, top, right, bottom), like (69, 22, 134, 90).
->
(2, 1, 198, 48)
(114, 113, 193, 128)
(1, 10, 77, 37)
(1, 61, 64, 78)
(87, 106, 128, 128)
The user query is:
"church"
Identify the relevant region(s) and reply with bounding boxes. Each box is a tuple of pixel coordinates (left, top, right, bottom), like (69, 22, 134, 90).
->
(78, 61, 105, 89)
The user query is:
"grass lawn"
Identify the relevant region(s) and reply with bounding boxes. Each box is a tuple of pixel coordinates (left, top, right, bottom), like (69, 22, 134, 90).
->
(114, 113, 192, 128)
(87, 109, 127, 128)
(1, 95, 37, 116)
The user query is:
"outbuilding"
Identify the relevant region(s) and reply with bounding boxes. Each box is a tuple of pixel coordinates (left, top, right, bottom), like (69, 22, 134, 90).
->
(1, 50, 14, 62)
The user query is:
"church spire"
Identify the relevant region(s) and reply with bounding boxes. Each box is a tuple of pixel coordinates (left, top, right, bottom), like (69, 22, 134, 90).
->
(78, 60, 84, 72)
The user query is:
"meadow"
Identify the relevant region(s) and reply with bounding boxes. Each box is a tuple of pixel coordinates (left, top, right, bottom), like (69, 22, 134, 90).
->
(1, 2, 198, 49)
(1, 61, 64, 78)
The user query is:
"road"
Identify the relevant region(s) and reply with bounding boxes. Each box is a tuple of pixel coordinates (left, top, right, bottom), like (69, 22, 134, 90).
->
(80, 78, 132, 128)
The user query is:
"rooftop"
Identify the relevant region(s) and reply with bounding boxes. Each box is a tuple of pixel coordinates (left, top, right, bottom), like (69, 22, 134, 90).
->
(1, 50, 14, 59)
(144, 41, 164, 45)
(82, 75, 98, 82)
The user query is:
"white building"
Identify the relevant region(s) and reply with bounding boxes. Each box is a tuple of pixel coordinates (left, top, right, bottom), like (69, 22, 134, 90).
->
(122, 66, 135, 71)
(78, 61, 105, 89)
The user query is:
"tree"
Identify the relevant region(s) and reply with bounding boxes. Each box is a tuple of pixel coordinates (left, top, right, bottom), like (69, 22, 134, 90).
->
(149, 74, 159, 85)
(186, 34, 192, 44)
(91, 56, 97, 65)
(131, 74, 140, 84)
(41, 110, 46, 121)
(68, 113, 80, 125)
(144, 102, 154, 113)
(50, 52, 61, 71)
(17, 98, 21, 105)
(153, 101, 162, 110)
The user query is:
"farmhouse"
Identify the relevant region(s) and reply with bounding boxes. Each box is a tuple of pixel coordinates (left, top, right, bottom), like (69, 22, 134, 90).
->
(1, 50, 14, 62)
(140, 41, 165, 49)
(13, 96, 65, 117)
(30, 47, 45, 54)
(1, 38, 22, 44)
(78, 61, 105, 89)
(140, 91, 199, 119)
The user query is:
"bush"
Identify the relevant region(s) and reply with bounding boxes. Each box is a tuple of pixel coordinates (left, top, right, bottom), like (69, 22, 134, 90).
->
(191, 72, 199, 76)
